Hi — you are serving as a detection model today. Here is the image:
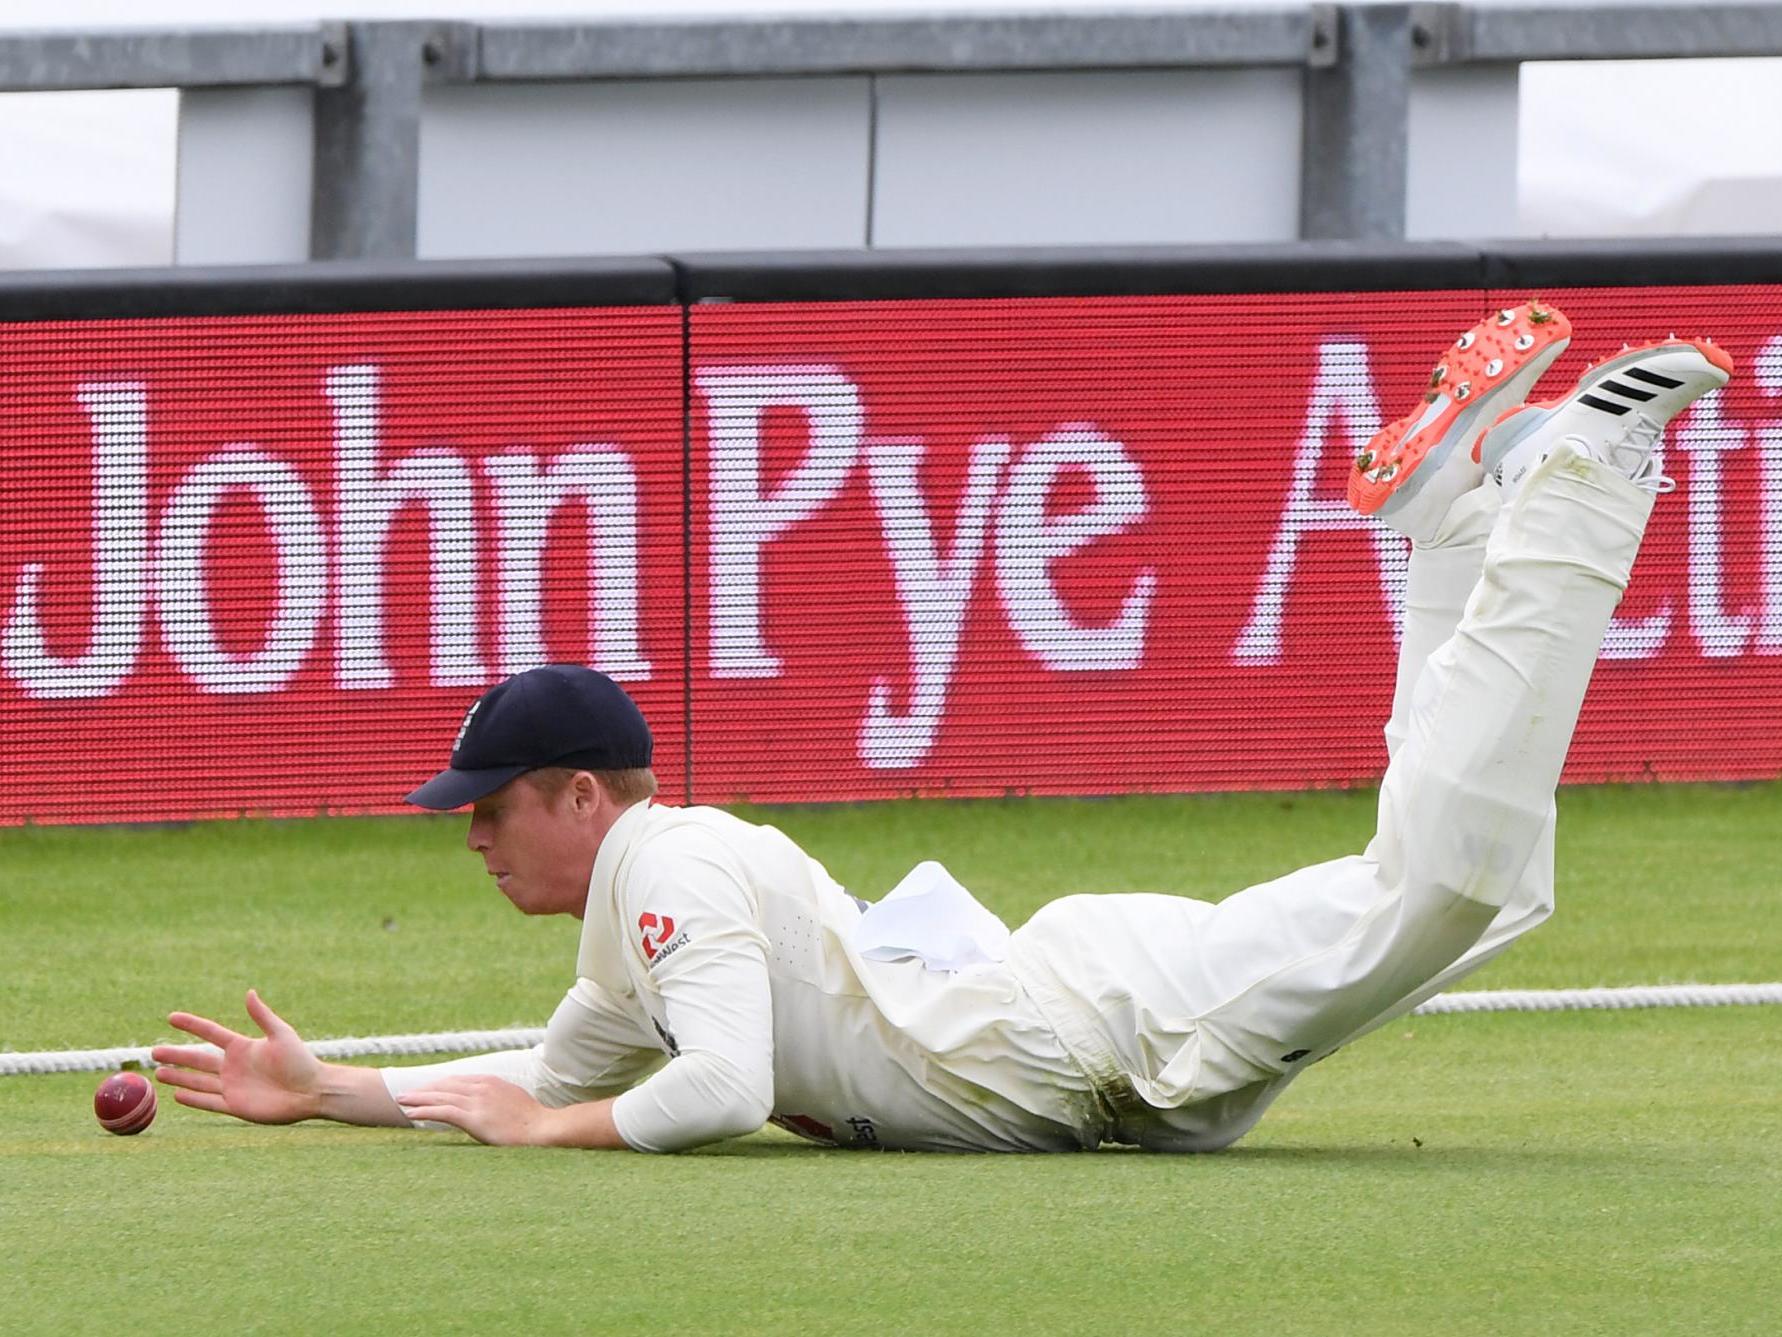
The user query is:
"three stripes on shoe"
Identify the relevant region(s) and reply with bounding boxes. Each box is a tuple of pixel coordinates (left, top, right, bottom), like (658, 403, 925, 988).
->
(1578, 364, 1686, 417)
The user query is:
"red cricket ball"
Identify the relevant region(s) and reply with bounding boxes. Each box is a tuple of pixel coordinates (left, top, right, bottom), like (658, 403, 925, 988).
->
(94, 1070, 157, 1136)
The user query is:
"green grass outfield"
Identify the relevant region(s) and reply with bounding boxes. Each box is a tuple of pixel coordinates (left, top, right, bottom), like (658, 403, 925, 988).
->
(2, 785, 1779, 1335)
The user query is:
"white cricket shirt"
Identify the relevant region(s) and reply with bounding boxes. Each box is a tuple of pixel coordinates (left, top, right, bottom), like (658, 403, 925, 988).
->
(388, 801, 1106, 1152)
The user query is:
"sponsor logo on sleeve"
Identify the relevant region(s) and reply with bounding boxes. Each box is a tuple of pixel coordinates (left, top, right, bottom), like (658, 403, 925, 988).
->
(637, 911, 689, 966)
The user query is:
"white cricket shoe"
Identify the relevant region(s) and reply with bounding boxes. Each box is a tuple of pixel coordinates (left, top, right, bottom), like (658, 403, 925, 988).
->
(1350, 301, 1572, 543)
(1475, 337, 1734, 498)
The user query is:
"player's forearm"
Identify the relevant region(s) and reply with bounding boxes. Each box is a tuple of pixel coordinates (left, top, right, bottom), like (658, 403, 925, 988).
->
(314, 1061, 413, 1127)
(606, 1048, 772, 1152)
(375, 1047, 543, 1131)
(532, 1097, 632, 1150)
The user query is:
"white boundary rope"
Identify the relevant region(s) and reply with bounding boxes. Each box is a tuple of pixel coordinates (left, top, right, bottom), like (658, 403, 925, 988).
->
(1410, 982, 1782, 1014)
(0, 1028, 546, 1077)
(5, 983, 1780, 1076)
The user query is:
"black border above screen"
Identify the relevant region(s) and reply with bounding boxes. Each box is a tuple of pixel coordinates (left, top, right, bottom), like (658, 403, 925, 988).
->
(0, 256, 679, 321)
(0, 238, 1778, 320)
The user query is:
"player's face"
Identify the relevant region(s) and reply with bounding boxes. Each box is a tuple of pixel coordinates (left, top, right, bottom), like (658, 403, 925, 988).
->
(464, 777, 599, 918)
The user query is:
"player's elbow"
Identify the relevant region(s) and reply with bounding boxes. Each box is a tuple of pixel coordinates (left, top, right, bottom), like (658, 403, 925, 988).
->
(708, 1087, 773, 1141)
(705, 1057, 774, 1138)
(611, 1044, 776, 1151)
(678, 1047, 773, 1141)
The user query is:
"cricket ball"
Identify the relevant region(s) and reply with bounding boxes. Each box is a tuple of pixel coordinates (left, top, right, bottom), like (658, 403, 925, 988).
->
(94, 1070, 157, 1136)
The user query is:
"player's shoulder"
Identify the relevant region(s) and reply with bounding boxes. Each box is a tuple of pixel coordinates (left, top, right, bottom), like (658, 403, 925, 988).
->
(627, 802, 755, 852)
(617, 803, 757, 887)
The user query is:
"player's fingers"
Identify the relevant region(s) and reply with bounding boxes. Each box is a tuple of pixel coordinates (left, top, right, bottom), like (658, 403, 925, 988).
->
(154, 1066, 222, 1095)
(396, 1088, 464, 1109)
(172, 1088, 230, 1115)
(168, 1012, 243, 1048)
(149, 1044, 222, 1071)
(243, 988, 299, 1042)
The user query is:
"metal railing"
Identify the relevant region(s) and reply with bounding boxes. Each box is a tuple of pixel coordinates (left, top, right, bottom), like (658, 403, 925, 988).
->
(3, 4, 1780, 259)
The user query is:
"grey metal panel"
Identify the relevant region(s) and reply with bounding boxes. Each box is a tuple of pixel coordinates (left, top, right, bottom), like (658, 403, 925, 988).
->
(1404, 65, 1519, 241)
(1301, 3, 1414, 240)
(873, 70, 1302, 248)
(1420, 2, 1782, 65)
(416, 80, 871, 258)
(24, 5, 1782, 267)
(0, 25, 347, 91)
(176, 88, 313, 265)
(473, 10, 1325, 81)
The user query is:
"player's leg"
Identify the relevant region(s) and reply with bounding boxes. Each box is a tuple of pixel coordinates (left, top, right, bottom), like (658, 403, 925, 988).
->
(1020, 310, 1568, 1145)
(1189, 338, 1732, 1083)
(1383, 485, 1497, 759)
(1361, 308, 1575, 998)
(1373, 488, 1567, 1022)
(1363, 310, 1575, 1022)
(1322, 335, 1740, 1036)
(1025, 337, 1732, 1147)
(1330, 320, 1740, 1048)
(1362, 309, 1570, 1027)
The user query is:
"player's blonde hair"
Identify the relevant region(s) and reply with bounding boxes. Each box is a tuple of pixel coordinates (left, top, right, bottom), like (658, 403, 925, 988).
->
(524, 765, 658, 807)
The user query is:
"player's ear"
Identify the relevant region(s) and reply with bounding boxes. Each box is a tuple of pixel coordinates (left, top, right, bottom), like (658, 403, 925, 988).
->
(569, 769, 603, 817)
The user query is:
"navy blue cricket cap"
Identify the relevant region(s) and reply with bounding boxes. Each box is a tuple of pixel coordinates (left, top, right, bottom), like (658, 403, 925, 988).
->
(405, 664, 653, 810)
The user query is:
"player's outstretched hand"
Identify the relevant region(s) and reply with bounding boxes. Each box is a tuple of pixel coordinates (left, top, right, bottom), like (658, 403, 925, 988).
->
(396, 1075, 550, 1146)
(151, 989, 322, 1125)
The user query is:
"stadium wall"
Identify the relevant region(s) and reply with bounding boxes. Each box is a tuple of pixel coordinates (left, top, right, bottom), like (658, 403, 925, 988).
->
(2, 242, 1779, 823)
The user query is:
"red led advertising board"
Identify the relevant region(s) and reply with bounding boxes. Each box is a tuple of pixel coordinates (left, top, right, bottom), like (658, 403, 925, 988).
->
(689, 289, 1782, 800)
(0, 308, 685, 823)
(3, 286, 1779, 822)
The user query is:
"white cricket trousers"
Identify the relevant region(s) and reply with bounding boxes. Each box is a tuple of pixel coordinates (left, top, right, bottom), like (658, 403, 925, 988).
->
(1008, 446, 1655, 1151)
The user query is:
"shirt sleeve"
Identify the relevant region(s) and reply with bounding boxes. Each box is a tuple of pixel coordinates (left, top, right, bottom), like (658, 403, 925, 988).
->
(609, 835, 776, 1153)
(381, 977, 663, 1123)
